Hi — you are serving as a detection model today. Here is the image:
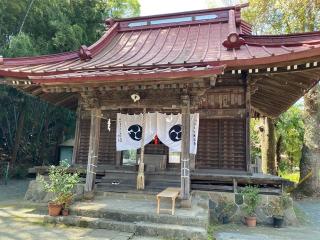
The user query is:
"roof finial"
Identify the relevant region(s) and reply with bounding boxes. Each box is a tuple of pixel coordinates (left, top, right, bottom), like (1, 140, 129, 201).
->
(222, 9, 245, 50)
(105, 18, 115, 30)
(79, 45, 92, 61)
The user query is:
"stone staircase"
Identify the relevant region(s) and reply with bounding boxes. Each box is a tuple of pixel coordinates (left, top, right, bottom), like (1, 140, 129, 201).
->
(44, 192, 208, 240)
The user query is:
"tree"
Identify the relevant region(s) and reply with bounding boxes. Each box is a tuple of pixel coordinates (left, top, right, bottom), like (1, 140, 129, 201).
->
(0, 0, 140, 55)
(300, 86, 320, 195)
(0, 0, 140, 172)
(210, 1, 320, 189)
(243, 0, 320, 194)
(260, 117, 276, 175)
(276, 105, 304, 173)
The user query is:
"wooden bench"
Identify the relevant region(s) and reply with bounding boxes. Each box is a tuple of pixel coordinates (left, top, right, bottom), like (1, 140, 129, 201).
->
(156, 187, 180, 215)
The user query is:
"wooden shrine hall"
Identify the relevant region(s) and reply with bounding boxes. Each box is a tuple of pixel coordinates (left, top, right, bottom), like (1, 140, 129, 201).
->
(1, 4, 320, 198)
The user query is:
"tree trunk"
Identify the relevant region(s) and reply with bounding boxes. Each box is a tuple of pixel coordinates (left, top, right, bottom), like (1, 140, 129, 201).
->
(260, 117, 276, 175)
(11, 100, 26, 167)
(276, 135, 282, 175)
(299, 85, 320, 196)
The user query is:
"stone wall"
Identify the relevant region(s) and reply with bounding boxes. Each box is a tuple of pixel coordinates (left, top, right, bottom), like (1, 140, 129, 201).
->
(192, 191, 299, 226)
(24, 176, 84, 203)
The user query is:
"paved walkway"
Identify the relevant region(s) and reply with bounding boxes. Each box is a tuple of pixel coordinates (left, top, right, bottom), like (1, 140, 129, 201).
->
(215, 199, 320, 240)
(2, 180, 320, 240)
(0, 180, 163, 240)
(0, 206, 163, 240)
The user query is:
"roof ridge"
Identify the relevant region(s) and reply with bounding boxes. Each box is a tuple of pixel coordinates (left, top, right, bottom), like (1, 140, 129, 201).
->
(110, 3, 249, 23)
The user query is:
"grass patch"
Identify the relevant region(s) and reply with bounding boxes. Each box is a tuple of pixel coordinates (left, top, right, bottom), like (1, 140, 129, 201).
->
(280, 171, 300, 183)
(207, 224, 218, 240)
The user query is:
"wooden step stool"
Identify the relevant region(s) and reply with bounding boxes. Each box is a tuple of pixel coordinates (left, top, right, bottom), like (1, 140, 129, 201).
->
(156, 187, 180, 215)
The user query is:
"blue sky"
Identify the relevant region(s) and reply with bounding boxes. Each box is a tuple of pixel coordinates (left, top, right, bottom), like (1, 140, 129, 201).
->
(139, 0, 212, 16)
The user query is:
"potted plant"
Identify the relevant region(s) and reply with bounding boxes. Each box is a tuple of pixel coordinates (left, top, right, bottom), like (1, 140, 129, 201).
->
(242, 186, 261, 227)
(39, 160, 80, 216)
(61, 193, 73, 216)
(270, 193, 291, 228)
(219, 202, 234, 224)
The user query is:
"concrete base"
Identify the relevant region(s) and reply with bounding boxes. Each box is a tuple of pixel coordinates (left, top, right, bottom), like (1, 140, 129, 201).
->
(180, 197, 192, 208)
(47, 192, 209, 239)
(83, 191, 95, 200)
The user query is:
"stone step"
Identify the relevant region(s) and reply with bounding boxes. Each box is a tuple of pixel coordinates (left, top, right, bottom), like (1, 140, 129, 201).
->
(96, 184, 178, 194)
(101, 173, 180, 182)
(95, 191, 159, 199)
(44, 215, 207, 240)
(70, 206, 208, 228)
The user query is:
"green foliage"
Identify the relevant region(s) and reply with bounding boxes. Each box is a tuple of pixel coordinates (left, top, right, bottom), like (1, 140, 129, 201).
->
(38, 160, 80, 205)
(242, 186, 261, 217)
(207, 224, 217, 240)
(0, 0, 140, 167)
(250, 118, 261, 163)
(219, 201, 234, 218)
(9, 164, 29, 179)
(280, 171, 300, 183)
(276, 105, 304, 172)
(269, 193, 291, 216)
(4, 33, 38, 57)
(0, 0, 140, 55)
(242, 0, 320, 34)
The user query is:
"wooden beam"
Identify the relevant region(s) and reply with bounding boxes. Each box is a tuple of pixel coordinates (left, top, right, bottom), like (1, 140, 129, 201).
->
(72, 106, 81, 165)
(245, 77, 251, 173)
(85, 108, 102, 192)
(181, 95, 191, 200)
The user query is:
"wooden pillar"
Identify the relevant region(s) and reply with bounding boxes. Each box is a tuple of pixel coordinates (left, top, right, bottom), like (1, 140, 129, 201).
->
(85, 108, 101, 192)
(181, 95, 191, 200)
(71, 106, 81, 165)
(116, 151, 122, 167)
(245, 77, 252, 173)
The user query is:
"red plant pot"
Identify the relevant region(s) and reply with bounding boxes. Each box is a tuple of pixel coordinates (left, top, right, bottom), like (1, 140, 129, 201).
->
(48, 202, 62, 216)
(245, 216, 257, 227)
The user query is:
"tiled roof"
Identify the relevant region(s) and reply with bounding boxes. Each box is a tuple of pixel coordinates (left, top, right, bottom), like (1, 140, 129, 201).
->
(1, 4, 320, 82)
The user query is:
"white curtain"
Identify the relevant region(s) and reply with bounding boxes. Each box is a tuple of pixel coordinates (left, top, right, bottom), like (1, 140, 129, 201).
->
(116, 113, 157, 151)
(116, 112, 199, 154)
(157, 113, 182, 152)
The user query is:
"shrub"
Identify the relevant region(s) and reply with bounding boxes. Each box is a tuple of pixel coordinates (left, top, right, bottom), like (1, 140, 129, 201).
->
(242, 186, 261, 217)
(38, 160, 80, 205)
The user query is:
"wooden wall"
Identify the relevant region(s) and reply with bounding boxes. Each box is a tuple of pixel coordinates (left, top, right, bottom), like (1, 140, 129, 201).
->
(75, 111, 117, 165)
(75, 85, 248, 172)
(76, 117, 90, 165)
(196, 119, 246, 170)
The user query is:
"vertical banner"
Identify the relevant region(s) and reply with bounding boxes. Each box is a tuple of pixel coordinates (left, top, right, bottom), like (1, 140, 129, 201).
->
(190, 113, 199, 154)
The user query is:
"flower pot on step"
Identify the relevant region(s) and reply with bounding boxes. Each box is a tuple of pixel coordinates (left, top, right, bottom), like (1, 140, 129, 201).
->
(62, 209, 69, 216)
(48, 202, 62, 216)
(273, 215, 284, 228)
(245, 216, 257, 227)
(221, 216, 230, 224)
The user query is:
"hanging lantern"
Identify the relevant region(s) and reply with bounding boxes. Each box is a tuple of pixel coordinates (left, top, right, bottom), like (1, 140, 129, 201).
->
(154, 134, 159, 145)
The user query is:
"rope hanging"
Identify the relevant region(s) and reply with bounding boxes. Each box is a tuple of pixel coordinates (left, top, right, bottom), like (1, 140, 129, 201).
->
(137, 108, 146, 190)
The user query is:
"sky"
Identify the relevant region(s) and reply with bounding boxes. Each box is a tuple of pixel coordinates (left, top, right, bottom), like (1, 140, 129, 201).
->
(138, 0, 224, 16)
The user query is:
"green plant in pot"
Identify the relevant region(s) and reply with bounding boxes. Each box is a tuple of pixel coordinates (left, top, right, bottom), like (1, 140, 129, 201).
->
(218, 201, 234, 224)
(242, 186, 261, 227)
(270, 193, 291, 228)
(39, 160, 80, 216)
